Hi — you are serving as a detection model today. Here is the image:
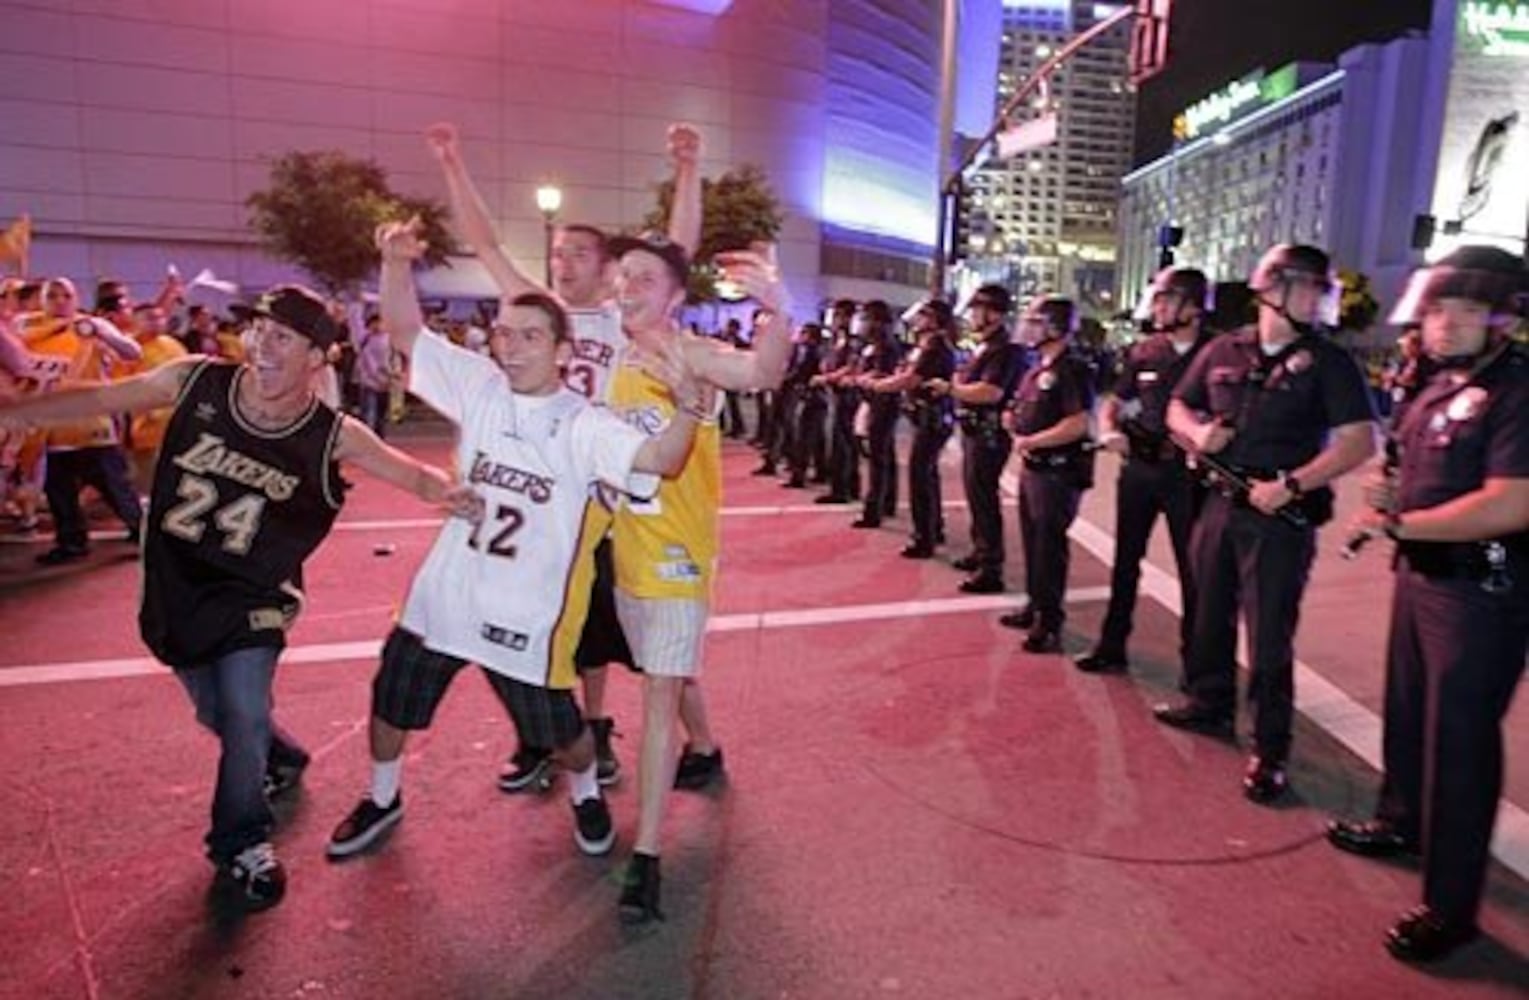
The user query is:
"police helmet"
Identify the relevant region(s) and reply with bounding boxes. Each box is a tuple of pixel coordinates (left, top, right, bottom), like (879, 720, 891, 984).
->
(1249, 244, 1335, 294)
(1023, 296, 1078, 338)
(1152, 267, 1211, 312)
(1388, 245, 1528, 326)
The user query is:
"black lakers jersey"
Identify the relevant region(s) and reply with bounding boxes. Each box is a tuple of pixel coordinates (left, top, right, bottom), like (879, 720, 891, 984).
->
(139, 361, 344, 668)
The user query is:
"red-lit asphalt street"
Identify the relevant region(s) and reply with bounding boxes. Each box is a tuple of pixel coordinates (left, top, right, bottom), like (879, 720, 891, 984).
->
(1, 426, 1525, 999)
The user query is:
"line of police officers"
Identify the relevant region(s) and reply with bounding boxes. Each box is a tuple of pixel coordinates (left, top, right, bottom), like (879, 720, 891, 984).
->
(753, 241, 1526, 964)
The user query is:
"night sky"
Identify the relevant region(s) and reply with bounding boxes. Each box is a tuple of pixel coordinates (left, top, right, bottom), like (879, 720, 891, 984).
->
(1133, 0, 1435, 165)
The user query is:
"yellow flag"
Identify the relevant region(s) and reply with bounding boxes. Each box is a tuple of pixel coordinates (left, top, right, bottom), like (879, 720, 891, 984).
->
(0, 214, 31, 269)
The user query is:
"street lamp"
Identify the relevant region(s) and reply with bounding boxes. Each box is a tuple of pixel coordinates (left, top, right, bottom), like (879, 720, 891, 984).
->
(535, 183, 563, 286)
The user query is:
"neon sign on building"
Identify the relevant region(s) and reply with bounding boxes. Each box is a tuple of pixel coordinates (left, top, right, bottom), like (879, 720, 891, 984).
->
(1461, 1, 1529, 56)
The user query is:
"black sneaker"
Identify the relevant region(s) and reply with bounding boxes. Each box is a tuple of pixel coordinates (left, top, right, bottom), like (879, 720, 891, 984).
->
(217, 841, 286, 911)
(327, 794, 403, 859)
(589, 718, 621, 787)
(674, 744, 725, 790)
(498, 746, 555, 793)
(618, 852, 663, 924)
(572, 797, 616, 856)
(263, 749, 311, 801)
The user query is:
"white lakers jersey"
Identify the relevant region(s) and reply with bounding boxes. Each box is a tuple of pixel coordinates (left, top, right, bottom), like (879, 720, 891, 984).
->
(397, 331, 656, 688)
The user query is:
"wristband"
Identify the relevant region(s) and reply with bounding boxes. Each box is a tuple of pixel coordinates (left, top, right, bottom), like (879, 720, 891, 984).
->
(1282, 472, 1304, 498)
(1383, 511, 1404, 541)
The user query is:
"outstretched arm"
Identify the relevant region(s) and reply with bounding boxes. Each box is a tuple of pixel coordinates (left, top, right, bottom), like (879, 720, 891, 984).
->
(666, 124, 703, 256)
(682, 249, 793, 392)
(0, 355, 194, 429)
(425, 122, 542, 300)
(333, 414, 484, 520)
(628, 339, 709, 476)
(376, 219, 429, 358)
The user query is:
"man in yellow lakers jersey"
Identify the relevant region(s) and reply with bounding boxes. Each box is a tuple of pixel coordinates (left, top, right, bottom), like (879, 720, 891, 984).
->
(22, 278, 145, 563)
(117, 302, 189, 492)
(328, 220, 709, 863)
(604, 233, 793, 922)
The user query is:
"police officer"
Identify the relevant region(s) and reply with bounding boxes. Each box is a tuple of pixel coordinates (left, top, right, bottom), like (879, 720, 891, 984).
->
(1002, 297, 1095, 652)
(783, 322, 828, 489)
(1078, 268, 1214, 674)
(925, 284, 1026, 593)
(864, 298, 957, 556)
(815, 299, 862, 505)
(1156, 244, 1376, 803)
(852, 301, 903, 528)
(1326, 246, 1529, 963)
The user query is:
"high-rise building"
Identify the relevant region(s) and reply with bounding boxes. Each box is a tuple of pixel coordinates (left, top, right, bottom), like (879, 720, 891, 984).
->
(963, 0, 1136, 313)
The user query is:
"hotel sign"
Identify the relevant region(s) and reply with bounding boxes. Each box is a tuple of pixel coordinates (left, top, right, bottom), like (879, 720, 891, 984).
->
(1462, 1, 1529, 56)
(1173, 64, 1300, 140)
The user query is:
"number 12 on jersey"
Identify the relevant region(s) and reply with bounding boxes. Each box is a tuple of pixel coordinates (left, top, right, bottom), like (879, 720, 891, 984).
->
(468, 503, 524, 559)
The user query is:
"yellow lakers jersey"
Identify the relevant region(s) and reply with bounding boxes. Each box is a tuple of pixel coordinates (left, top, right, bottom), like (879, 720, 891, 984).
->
(22, 314, 118, 450)
(119, 334, 189, 452)
(607, 360, 721, 599)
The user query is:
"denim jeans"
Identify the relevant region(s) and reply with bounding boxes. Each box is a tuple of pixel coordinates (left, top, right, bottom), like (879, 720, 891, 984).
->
(175, 646, 304, 862)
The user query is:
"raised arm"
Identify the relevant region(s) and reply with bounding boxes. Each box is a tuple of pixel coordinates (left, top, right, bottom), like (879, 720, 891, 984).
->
(86, 315, 143, 362)
(425, 122, 542, 300)
(0, 355, 195, 429)
(375, 219, 430, 358)
(682, 249, 793, 392)
(666, 124, 703, 256)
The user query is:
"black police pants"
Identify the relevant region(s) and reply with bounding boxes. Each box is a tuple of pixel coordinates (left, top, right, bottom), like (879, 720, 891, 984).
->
(908, 423, 950, 546)
(1018, 467, 1082, 630)
(862, 410, 898, 522)
(1098, 458, 1198, 659)
(752, 390, 775, 446)
(767, 386, 799, 468)
(1375, 567, 1528, 924)
(722, 391, 745, 438)
(44, 445, 144, 550)
(792, 397, 828, 482)
(960, 429, 1010, 572)
(1184, 493, 1315, 761)
(828, 394, 860, 500)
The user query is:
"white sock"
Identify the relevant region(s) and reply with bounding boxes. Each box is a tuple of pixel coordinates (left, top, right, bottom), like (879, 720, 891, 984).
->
(568, 762, 600, 805)
(371, 758, 402, 808)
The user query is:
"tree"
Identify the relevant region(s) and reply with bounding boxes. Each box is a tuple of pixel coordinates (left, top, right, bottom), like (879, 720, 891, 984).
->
(642, 163, 785, 301)
(246, 150, 455, 295)
(1337, 269, 1380, 332)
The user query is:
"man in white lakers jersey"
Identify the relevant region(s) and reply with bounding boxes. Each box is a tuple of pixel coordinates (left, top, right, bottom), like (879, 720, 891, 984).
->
(426, 119, 702, 789)
(328, 221, 710, 863)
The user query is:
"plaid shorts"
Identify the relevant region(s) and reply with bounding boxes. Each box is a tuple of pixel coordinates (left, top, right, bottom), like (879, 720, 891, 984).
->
(574, 537, 637, 672)
(372, 627, 585, 748)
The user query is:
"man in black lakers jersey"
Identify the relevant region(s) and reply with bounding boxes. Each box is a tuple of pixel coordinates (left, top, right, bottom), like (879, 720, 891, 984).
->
(0, 284, 478, 911)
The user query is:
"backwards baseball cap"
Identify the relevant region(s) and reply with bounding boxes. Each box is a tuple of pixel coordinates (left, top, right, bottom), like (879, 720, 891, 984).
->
(606, 232, 691, 289)
(230, 284, 343, 349)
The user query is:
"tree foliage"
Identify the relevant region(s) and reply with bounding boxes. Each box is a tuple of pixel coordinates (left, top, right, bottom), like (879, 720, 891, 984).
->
(643, 163, 785, 301)
(246, 150, 455, 295)
(1338, 269, 1380, 332)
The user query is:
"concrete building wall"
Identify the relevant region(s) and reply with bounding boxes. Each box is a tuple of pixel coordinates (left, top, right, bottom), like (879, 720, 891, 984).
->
(0, 0, 970, 313)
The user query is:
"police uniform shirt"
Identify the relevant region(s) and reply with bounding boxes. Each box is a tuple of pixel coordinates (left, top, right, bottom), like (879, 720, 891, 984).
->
(139, 360, 343, 669)
(862, 335, 905, 415)
(907, 336, 956, 418)
(1395, 345, 1529, 538)
(1012, 350, 1095, 450)
(1173, 328, 1374, 472)
(956, 337, 1025, 417)
(785, 338, 823, 389)
(398, 331, 656, 690)
(1113, 331, 1212, 439)
(829, 333, 864, 395)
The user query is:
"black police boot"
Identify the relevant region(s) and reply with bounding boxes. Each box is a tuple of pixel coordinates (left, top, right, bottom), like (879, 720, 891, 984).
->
(1385, 906, 1479, 963)
(958, 572, 1003, 594)
(1074, 646, 1128, 673)
(1021, 626, 1062, 654)
(998, 606, 1035, 630)
(1242, 755, 1289, 804)
(1326, 819, 1418, 859)
(1152, 700, 1234, 738)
